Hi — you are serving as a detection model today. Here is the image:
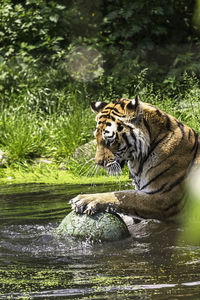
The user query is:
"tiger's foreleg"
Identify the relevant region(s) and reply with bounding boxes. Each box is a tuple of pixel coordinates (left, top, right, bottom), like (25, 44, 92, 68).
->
(69, 190, 174, 220)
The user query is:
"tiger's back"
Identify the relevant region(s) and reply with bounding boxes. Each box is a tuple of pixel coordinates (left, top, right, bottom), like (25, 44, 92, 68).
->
(71, 97, 200, 220)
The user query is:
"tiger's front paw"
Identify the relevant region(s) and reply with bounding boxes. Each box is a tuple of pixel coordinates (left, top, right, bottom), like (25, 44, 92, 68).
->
(69, 194, 99, 215)
(69, 192, 119, 215)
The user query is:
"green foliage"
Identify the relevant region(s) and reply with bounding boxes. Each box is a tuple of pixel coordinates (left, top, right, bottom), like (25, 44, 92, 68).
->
(96, 0, 198, 80)
(0, 0, 68, 61)
(0, 0, 199, 99)
(0, 0, 200, 169)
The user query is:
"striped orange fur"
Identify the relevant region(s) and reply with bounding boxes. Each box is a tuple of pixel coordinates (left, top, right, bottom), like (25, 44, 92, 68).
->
(70, 97, 200, 220)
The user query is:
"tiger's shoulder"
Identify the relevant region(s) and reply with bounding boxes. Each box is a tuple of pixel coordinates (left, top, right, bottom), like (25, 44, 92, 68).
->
(140, 101, 200, 162)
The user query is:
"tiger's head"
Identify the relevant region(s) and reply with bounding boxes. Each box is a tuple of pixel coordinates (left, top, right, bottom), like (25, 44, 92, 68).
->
(91, 96, 150, 175)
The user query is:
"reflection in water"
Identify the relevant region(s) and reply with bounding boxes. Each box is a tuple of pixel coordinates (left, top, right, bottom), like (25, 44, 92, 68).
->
(0, 183, 200, 299)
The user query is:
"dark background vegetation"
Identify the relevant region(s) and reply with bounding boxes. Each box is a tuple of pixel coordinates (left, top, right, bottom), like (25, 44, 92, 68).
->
(0, 0, 200, 163)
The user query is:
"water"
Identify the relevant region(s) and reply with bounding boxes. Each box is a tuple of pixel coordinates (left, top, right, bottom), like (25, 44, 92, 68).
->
(0, 183, 200, 299)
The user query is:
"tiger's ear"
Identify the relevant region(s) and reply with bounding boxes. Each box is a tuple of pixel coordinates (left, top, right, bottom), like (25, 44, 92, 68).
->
(126, 96, 140, 111)
(91, 102, 107, 114)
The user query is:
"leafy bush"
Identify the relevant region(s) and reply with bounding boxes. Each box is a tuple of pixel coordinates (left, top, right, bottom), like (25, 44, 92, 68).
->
(0, 0, 68, 61)
(1, 0, 200, 100)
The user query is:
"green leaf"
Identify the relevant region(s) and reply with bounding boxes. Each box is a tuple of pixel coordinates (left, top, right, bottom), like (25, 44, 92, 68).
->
(55, 4, 65, 10)
(49, 14, 59, 23)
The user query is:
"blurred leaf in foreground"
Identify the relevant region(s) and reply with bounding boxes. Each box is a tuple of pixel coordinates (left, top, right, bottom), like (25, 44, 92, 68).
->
(182, 166, 200, 245)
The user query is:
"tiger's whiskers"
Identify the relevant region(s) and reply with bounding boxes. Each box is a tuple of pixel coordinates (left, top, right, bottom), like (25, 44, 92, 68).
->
(106, 162, 122, 177)
(77, 157, 94, 175)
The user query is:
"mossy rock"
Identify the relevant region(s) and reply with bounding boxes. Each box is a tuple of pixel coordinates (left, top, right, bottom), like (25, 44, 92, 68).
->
(56, 211, 130, 242)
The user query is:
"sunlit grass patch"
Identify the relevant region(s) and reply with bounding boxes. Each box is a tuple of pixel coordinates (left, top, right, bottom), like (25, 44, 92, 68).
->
(0, 91, 95, 163)
(0, 111, 49, 161)
(0, 162, 130, 186)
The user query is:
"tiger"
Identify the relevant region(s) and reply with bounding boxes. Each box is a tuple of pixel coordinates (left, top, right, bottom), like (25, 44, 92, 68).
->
(70, 96, 200, 220)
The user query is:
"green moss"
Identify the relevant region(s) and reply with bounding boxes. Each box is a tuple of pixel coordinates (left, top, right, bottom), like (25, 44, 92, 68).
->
(56, 211, 130, 242)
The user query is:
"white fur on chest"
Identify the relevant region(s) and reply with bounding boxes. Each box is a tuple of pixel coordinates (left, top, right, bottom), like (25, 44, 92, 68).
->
(128, 151, 158, 191)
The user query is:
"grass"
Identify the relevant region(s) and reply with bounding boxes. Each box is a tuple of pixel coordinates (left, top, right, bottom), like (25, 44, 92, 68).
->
(0, 90, 95, 162)
(0, 162, 130, 185)
(0, 76, 200, 186)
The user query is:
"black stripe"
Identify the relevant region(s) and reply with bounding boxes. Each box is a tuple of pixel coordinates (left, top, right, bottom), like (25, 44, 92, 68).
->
(147, 134, 169, 157)
(163, 132, 198, 194)
(164, 113, 171, 131)
(166, 207, 182, 218)
(129, 149, 136, 158)
(117, 123, 123, 132)
(145, 183, 167, 195)
(138, 139, 142, 153)
(163, 175, 185, 193)
(102, 106, 113, 111)
(143, 118, 151, 138)
(119, 160, 126, 169)
(146, 156, 169, 174)
(164, 197, 183, 212)
(156, 109, 162, 116)
(188, 131, 199, 171)
(119, 101, 125, 109)
(112, 111, 124, 117)
(176, 121, 185, 140)
(188, 129, 192, 141)
(113, 107, 120, 113)
(99, 114, 110, 119)
(106, 122, 111, 126)
(135, 134, 169, 176)
(191, 130, 198, 152)
(122, 132, 131, 147)
(118, 145, 127, 152)
(130, 130, 137, 142)
(103, 106, 121, 114)
(164, 192, 188, 216)
(140, 166, 171, 190)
